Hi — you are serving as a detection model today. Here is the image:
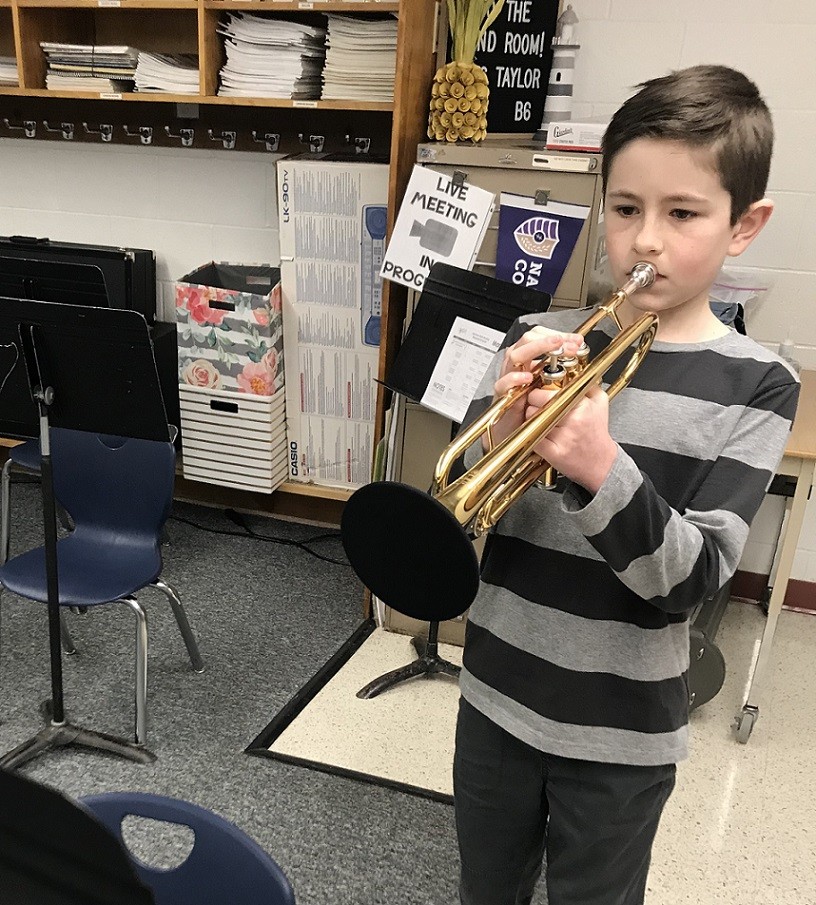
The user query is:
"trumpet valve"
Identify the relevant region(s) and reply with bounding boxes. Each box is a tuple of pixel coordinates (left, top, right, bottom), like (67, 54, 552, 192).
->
(560, 355, 581, 381)
(539, 347, 566, 385)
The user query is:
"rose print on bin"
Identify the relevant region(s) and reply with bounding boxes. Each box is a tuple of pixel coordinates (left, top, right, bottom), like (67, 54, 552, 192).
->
(177, 286, 228, 327)
(182, 359, 221, 389)
(238, 361, 274, 396)
(261, 348, 278, 379)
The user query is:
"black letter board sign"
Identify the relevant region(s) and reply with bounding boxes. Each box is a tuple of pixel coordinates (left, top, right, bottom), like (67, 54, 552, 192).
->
(472, 0, 559, 133)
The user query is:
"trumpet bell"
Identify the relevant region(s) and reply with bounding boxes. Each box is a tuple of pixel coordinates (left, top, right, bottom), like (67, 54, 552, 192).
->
(341, 481, 479, 621)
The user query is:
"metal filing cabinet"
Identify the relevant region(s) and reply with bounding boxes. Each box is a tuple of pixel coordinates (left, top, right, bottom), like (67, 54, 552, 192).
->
(416, 139, 607, 310)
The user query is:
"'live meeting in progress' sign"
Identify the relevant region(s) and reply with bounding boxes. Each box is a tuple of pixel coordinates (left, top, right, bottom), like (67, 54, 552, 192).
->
(474, 0, 560, 133)
(379, 165, 493, 292)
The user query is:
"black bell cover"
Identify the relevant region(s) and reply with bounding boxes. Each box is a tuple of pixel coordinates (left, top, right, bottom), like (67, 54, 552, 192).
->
(341, 481, 480, 622)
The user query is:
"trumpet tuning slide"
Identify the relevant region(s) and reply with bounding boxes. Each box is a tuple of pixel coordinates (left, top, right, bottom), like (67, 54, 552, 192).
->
(341, 481, 479, 622)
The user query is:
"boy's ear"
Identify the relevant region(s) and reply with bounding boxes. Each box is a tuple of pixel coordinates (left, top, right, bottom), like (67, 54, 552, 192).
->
(728, 199, 774, 256)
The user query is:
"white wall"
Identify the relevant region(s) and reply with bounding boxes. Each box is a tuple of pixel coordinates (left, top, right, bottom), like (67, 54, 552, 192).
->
(0, 140, 282, 321)
(1, 0, 814, 581)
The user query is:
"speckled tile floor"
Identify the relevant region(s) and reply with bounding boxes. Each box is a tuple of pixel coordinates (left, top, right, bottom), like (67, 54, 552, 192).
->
(264, 598, 816, 905)
(267, 627, 461, 798)
(647, 601, 816, 905)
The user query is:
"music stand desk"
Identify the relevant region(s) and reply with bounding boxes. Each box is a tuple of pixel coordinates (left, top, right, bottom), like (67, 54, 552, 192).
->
(737, 369, 816, 742)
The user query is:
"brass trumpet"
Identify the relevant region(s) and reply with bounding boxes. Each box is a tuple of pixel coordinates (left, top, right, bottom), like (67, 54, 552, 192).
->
(433, 261, 658, 537)
(341, 263, 658, 622)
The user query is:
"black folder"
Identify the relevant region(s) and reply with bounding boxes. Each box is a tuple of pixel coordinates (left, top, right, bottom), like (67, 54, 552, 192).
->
(385, 263, 552, 405)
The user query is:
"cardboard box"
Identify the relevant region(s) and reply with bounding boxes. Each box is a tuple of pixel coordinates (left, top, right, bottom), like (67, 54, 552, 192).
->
(545, 121, 607, 152)
(179, 384, 288, 493)
(175, 263, 284, 396)
(277, 157, 389, 488)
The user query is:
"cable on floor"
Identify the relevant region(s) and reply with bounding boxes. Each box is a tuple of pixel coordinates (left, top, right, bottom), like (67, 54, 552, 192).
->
(168, 508, 350, 566)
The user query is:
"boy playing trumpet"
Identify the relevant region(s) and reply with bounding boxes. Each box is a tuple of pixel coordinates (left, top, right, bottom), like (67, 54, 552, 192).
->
(454, 64, 800, 905)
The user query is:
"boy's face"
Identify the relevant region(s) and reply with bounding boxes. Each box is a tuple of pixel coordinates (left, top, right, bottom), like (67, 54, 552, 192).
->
(603, 138, 760, 330)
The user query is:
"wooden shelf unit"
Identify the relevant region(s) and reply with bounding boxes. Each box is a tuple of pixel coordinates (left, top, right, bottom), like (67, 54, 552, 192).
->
(0, 0, 441, 522)
(1, 0, 407, 103)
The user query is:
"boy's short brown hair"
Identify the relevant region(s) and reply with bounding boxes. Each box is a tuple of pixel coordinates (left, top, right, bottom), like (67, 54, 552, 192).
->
(601, 65, 773, 224)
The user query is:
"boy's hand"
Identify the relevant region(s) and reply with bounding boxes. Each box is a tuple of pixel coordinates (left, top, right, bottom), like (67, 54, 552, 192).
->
(484, 327, 584, 451)
(525, 382, 618, 495)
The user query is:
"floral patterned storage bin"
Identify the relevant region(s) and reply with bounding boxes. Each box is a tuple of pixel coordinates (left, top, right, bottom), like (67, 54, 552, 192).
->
(175, 262, 283, 396)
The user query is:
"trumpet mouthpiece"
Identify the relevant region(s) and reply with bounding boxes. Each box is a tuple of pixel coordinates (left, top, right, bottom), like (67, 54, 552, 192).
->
(630, 262, 657, 289)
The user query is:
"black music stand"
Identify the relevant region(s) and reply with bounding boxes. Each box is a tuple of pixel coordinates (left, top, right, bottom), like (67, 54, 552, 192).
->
(0, 297, 170, 769)
(0, 262, 109, 441)
(345, 264, 554, 698)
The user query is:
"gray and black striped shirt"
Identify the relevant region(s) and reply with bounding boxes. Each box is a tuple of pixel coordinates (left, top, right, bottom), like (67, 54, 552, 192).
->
(459, 307, 800, 766)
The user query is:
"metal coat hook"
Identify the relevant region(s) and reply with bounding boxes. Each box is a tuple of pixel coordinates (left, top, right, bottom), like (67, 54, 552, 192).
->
(43, 121, 74, 140)
(123, 125, 153, 145)
(251, 131, 280, 152)
(298, 133, 325, 153)
(3, 118, 37, 138)
(165, 126, 195, 147)
(83, 123, 113, 142)
(345, 135, 371, 155)
(208, 129, 236, 150)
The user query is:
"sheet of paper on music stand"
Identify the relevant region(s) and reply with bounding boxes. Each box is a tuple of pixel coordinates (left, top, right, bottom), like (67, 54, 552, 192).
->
(380, 165, 494, 292)
(420, 316, 505, 422)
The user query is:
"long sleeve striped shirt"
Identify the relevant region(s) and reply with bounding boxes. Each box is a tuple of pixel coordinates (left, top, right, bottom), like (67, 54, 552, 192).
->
(458, 307, 800, 766)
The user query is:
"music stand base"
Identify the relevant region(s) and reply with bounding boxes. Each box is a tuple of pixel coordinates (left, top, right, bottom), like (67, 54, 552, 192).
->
(0, 716, 155, 770)
(357, 629, 461, 700)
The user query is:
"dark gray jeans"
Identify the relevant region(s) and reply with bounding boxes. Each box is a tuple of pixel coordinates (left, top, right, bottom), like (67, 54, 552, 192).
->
(453, 698, 676, 905)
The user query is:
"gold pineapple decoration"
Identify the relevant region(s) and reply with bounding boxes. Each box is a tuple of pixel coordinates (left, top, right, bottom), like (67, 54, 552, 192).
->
(428, 0, 507, 143)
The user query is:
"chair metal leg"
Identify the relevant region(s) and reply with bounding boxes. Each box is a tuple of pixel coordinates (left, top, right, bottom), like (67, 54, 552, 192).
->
(59, 610, 77, 655)
(120, 596, 148, 746)
(1, 458, 12, 565)
(151, 578, 204, 673)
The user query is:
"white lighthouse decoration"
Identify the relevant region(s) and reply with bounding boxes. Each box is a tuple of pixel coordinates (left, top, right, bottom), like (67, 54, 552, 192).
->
(534, 4, 580, 142)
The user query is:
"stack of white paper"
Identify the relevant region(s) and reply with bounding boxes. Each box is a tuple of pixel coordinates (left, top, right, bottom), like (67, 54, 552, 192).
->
(40, 42, 139, 92)
(0, 56, 18, 86)
(135, 52, 199, 94)
(321, 14, 397, 102)
(217, 13, 326, 99)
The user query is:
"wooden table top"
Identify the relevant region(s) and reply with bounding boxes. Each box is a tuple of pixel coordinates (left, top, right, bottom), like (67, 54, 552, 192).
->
(786, 369, 816, 460)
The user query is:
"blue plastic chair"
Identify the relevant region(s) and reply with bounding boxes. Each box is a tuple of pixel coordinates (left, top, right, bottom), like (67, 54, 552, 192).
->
(0, 428, 204, 744)
(80, 792, 295, 905)
(1, 438, 79, 654)
(1, 438, 51, 563)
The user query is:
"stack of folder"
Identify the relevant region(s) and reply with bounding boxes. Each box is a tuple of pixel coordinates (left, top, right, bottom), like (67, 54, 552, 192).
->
(0, 56, 18, 86)
(321, 14, 398, 102)
(135, 52, 200, 94)
(40, 43, 139, 92)
(217, 13, 326, 99)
